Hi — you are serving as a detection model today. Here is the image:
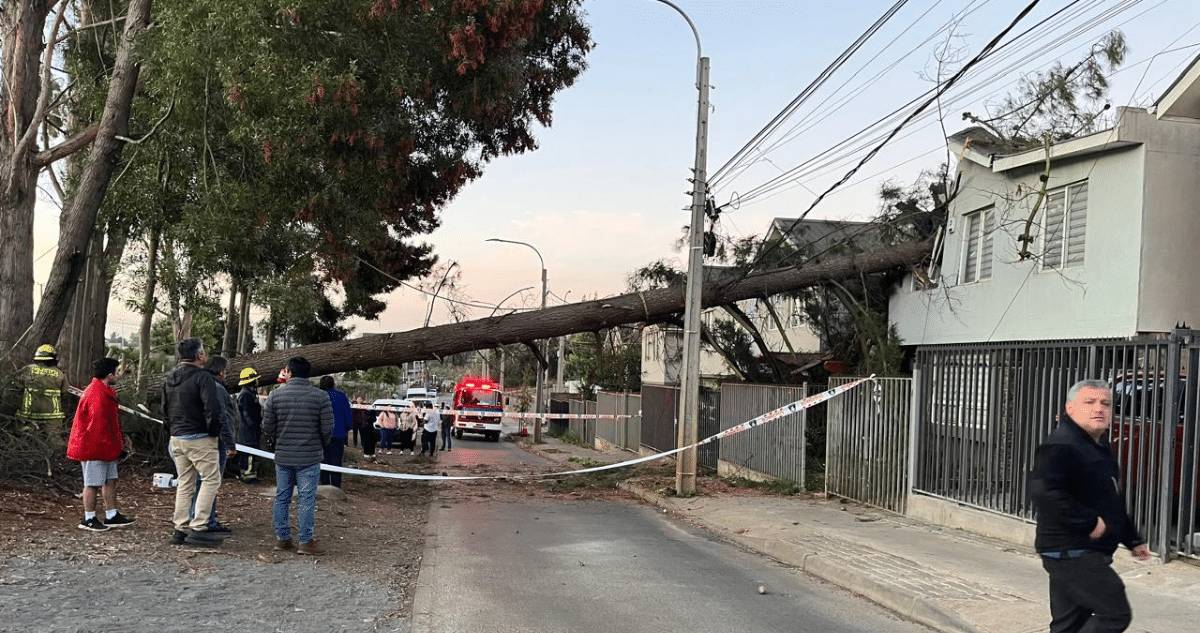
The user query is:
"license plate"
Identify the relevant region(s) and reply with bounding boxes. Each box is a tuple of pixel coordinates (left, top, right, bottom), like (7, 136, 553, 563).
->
(473, 424, 484, 428)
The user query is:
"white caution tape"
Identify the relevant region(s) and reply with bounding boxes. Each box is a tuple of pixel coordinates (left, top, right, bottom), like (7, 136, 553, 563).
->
(73, 377, 873, 481)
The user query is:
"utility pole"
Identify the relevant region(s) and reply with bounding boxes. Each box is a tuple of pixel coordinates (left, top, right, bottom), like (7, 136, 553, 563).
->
(651, 0, 709, 496)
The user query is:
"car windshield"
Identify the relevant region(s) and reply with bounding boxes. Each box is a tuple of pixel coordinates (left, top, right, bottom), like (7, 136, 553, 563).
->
(460, 388, 501, 407)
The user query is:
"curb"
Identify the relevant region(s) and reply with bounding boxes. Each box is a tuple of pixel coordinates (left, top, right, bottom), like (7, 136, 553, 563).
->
(618, 482, 985, 633)
(409, 494, 442, 633)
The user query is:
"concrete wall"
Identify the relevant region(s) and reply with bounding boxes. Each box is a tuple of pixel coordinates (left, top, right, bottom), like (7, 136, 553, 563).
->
(906, 494, 1036, 548)
(1124, 109, 1200, 332)
(891, 107, 1200, 345)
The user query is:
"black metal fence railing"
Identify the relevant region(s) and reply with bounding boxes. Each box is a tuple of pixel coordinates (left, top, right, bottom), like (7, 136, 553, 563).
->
(914, 331, 1200, 562)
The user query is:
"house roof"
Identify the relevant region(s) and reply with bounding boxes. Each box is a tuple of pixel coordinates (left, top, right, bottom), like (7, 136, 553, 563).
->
(948, 114, 1140, 174)
(1155, 52, 1200, 121)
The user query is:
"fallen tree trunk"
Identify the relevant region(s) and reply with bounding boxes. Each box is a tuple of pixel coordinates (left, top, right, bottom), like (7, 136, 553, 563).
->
(204, 238, 933, 389)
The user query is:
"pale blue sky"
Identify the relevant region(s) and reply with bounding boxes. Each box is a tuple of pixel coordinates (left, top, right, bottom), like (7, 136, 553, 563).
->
(59, 0, 1200, 337)
(351, 0, 1200, 334)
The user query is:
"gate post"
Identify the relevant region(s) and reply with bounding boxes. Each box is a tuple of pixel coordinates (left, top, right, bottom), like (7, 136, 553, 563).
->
(1158, 329, 1187, 561)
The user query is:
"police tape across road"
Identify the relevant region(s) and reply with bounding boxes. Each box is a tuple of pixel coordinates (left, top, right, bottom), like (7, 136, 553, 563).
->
(71, 376, 874, 481)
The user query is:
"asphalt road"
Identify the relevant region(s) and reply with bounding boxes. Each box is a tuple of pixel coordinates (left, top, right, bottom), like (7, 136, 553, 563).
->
(413, 493, 933, 633)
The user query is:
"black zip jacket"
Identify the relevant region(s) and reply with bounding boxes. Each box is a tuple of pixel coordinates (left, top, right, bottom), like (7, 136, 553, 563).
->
(1031, 413, 1145, 554)
(161, 363, 223, 437)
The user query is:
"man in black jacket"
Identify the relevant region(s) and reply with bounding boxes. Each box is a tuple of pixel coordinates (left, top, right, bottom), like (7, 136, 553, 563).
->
(161, 338, 226, 547)
(1031, 379, 1152, 633)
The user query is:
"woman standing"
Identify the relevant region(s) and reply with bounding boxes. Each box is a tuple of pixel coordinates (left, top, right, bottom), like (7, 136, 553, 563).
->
(397, 405, 418, 455)
(377, 406, 398, 455)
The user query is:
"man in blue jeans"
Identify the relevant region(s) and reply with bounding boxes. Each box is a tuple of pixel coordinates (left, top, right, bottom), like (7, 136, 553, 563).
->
(263, 357, 333, 555)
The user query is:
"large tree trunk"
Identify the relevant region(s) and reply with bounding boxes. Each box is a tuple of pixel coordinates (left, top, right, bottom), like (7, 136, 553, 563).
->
(0, 0, 55, 354)
(237, 284, 251, 355)
(22, 0, 151, 363)
(215, 238, 934, 389)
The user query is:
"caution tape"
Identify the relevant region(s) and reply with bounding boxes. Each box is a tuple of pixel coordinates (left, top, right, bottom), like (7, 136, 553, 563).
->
(69, 377, 874, 481)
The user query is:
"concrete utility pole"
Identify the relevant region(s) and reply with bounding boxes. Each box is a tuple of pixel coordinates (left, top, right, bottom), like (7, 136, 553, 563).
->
(651, 0, 709, 496)
(487, 238, 548, 444)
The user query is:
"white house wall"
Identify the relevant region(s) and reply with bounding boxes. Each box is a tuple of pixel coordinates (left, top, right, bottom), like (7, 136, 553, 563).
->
(1127, 110, 1200, 332)
(890, 138, 1146, 344)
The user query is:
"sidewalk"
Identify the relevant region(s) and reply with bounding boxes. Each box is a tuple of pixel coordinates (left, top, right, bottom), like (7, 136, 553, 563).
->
(523, 436, 1200, 633)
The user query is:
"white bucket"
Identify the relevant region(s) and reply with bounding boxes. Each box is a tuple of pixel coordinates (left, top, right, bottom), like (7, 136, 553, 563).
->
(152, 473, 176, 488)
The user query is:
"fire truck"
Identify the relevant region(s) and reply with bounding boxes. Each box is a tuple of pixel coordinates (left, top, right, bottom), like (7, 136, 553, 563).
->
(452, 377, 504, 441)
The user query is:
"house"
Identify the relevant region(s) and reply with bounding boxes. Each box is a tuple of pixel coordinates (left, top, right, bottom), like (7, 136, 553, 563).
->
(889, 93, 1200, 345)
(640, 217, 873, 384)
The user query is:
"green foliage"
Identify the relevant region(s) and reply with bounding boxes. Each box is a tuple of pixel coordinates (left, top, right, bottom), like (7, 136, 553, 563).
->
(96, 0, 593, 343)
(563, 331, 641, 399)
(964, 31, 1127, 150)
(724, 476, 802, 495)
(549, 429, 588, 448)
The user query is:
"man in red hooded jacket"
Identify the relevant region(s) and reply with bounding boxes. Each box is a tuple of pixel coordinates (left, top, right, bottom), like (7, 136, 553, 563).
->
(67, 358, 135, 532)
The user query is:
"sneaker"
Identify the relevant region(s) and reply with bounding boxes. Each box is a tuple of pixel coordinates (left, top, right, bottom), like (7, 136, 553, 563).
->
(169, 530, 188, 545)
(78, 517, 109, 532)
(105, 513, 135, 528)
(296, 541, 325, 556)
(274, 538, 295, 551)
(184, 530, 223, 547)
(206, 522, 232, 533)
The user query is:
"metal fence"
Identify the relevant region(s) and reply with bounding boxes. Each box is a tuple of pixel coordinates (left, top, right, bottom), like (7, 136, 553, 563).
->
(596, 391, 641, 452)
(826, 377, 911, 514)
(639, 383, 719, 470)
(718, 383, 817, 487)
(566, 398, 596, 446)
(640, 383, 678, 454)
(913, 331, 1200, 561)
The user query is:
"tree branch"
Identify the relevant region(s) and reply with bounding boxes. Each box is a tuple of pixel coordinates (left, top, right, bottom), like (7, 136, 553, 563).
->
(32, 122, 98, 167)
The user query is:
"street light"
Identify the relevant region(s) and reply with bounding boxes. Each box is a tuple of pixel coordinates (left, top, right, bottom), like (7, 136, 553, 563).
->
(487, 238, 548, 444)
(649, 0, 709, 495)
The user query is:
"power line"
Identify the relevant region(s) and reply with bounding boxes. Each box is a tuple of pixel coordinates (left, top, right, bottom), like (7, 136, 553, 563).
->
(738, 0, 1048, 277)
(708, 0, 914, 186)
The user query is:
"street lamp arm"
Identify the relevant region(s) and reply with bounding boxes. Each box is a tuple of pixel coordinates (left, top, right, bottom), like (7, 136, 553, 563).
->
(649, 0, 703, 87)
(486, 237, 544, 271)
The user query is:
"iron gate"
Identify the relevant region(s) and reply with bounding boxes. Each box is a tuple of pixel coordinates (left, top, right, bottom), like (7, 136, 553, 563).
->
(914, 329, 1200, 561)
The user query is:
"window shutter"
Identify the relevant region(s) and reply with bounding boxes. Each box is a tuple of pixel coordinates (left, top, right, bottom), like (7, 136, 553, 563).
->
(1065, 182, 1087, 267)
(964, 212, 981, 283)
(980, 209, 995, 280)
(1043, 191, 1065, 269)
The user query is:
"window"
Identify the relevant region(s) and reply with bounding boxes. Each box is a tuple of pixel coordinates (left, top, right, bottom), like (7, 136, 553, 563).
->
(1042, 181, 1087, 269)
(962, 206, 995, 284)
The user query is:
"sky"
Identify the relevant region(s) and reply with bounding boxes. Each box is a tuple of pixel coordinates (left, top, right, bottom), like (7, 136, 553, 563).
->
(34, 0, 1200, 339)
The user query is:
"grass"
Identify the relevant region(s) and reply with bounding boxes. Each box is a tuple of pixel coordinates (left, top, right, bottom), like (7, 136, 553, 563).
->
(566, 456, 606, 469)
(547, 429, 589, 448)
(724, 476, 802, 496)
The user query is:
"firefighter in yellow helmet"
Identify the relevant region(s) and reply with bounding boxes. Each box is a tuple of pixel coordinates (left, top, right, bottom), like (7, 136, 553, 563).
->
(235, 367, 263, 483)
(17, 344, 70, 452)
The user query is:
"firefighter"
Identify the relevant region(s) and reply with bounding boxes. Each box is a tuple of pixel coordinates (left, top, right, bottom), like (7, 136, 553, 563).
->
(16, 344, 70, 453)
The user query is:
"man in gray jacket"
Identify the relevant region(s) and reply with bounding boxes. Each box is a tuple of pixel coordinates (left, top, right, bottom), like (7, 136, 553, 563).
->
(263, 357, 333, 555)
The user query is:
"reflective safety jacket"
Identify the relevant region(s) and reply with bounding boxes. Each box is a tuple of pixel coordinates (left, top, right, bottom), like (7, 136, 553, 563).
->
(17, 363, 67, 421)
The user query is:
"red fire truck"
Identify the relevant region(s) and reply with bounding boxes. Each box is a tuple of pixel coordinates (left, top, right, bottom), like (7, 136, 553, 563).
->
(452, 377, 504, 441)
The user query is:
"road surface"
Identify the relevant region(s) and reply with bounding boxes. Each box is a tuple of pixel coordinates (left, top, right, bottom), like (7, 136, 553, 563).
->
(412, 490, 933, 633)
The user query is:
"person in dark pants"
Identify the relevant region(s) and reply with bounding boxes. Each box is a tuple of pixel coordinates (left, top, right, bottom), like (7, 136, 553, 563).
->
(418, 403, 438, 456)
(319, 376, 352, 487)
(360, 402, 378, 462)
(1031, 379, 1152, 633)
(439, 403, 453, 451)
(236, 367, 262, 484)
(350, 396, 364, 448)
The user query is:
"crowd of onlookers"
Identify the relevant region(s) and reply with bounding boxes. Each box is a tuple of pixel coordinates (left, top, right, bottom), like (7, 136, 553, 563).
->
(12, 338, 456, 557)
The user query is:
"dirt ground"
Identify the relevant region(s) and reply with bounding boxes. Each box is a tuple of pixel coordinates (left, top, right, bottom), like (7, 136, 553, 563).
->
(0, 441, 792, 632)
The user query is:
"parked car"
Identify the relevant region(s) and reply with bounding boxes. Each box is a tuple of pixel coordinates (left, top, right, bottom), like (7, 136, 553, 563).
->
(1109, 373, 1198, 507)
